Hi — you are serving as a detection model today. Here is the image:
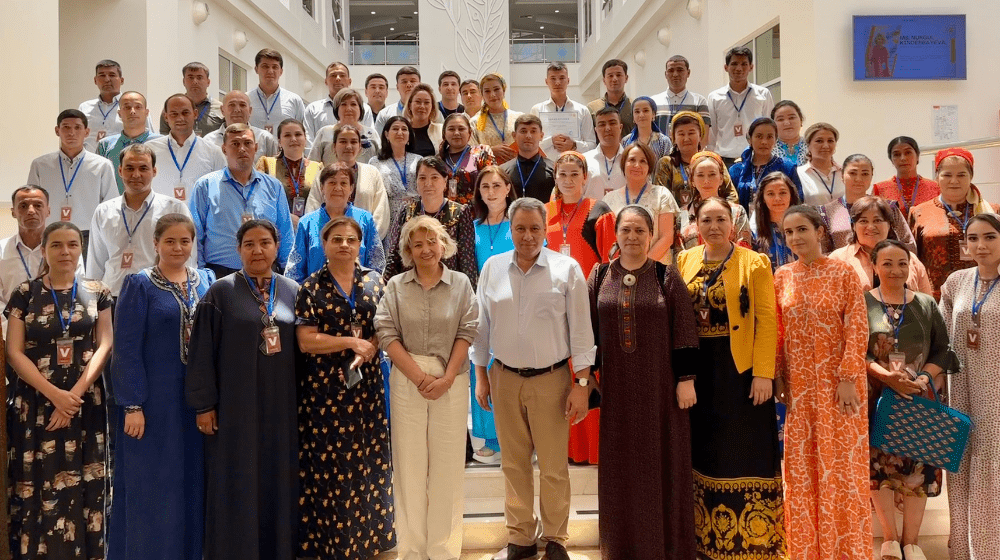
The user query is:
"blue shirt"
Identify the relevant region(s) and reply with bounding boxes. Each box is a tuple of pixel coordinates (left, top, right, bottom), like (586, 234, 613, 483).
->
(98, 130, 162, 193)
(190, 167, 294, 269)
(285, 203, 386, 283)
(728, 146, 804, 211)
(473, 219, 514, 271)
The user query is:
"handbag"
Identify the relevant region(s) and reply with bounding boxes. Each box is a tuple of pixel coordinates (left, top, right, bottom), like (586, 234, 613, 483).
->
(871, 382, 973, 473)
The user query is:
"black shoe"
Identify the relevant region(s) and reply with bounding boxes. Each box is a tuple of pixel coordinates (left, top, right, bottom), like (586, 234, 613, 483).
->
(507, 542, 538, 560)
(543, 541, 569, 560)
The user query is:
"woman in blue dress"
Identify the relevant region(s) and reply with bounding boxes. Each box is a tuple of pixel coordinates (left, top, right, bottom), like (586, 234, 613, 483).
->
(110, 213, 215, 560)
(729, 117, 803, 210)
(470, 166, 516, 463)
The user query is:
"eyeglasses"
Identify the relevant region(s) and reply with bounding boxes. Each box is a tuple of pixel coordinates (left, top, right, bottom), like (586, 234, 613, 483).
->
(329, 235, 360, 245)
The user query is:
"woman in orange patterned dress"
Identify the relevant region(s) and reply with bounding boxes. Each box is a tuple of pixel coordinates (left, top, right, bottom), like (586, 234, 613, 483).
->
(773, 205, 872, 559)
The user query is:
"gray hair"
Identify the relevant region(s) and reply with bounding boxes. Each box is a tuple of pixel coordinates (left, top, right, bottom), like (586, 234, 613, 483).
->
(508, 197, 547, 222)
(398, 215, 457, 268)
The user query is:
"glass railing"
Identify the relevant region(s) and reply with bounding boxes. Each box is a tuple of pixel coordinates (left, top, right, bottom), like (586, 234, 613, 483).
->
(350, 39, 419, 65)
(510, 37, 580, 63)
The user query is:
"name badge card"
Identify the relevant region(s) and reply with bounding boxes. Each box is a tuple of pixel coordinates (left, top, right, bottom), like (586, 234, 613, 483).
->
(350, 322, 363, 339)
(265, 124, 274, 134)
(121, 251, 134, 269)
(887, 352, 906, 374)
(242, 212, 254, 224)
(698, 307, 711, 329)
(292, 197, 306, 217)
(560, 244, 572, 256)
(733, 123, 743, 136)
(61, 207, 72, 222)
(262, 325, 281, 355)
(174, 184, 186, 201)
(959, 240, 973, 261)
(967, 328, 980, 350)
(448, 179, 459, 199)
(56, 337, 74, 366)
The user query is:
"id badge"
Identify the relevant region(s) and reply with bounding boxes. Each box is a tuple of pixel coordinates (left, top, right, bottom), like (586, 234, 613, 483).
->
(559, 243, 572, 256)
(56, 337, 74, 366)
(448, 178, 459, 199)
(733, 123, 743, 136)
(345, 364, 363, 388)
(184, 323, 192, 347)
(96, 129, 108, 142)
(680, 189, 692, 205)
(173, 184, 186, 201)
(241, 212, 254, 224)
(265, 124, 274, 134)
(959, 240, 973, 261)
(887, 351, 906, 373)
(350, 322, 363, 339)
(262, 325, 281, 355)
(120, 251, 134, 269)
(60, 206, 72, 222)
(292, 196, 306, 217)
(967, 328, 980, 350)
(698, 307, 711, 329)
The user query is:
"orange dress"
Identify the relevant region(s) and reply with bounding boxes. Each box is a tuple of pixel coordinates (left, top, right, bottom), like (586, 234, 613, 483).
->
(545, 197, 616, 464)
(774, 258, 872, 559)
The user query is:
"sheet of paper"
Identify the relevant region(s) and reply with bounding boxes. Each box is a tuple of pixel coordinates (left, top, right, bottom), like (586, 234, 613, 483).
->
(539, 112, 579, 140)
(932, 105, 958, 143)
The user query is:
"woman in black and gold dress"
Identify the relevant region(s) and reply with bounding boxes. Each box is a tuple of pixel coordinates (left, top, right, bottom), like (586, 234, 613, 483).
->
(295, 215, 395, 560)
(676, 197, 785, 560)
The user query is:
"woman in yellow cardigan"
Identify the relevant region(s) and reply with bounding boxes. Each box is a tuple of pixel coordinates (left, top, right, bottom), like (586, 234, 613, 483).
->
(254, 118, 323, 228)
(676, 196, 785, 560)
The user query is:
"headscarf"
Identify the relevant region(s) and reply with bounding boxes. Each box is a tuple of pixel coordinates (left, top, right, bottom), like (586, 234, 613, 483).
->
(623, 96, 661, 146)
(669, 110, 708, 140)
(935, 147, 992, 214)
(475, 73, 509, 132)
(687, 150, 737, 202)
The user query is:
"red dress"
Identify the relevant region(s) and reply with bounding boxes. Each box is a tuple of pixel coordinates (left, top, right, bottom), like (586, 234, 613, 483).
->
(872, 175, 939, 217)
(545, 197, 616, 464)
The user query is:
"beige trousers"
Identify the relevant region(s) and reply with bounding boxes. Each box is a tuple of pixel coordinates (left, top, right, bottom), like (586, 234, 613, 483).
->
(489, 362, 572, 546)
(390, 355, 470, 560)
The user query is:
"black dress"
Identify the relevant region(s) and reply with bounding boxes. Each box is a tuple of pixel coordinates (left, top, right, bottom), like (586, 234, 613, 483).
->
(185, 272, 299, 560)
(295, 265, 395, 560)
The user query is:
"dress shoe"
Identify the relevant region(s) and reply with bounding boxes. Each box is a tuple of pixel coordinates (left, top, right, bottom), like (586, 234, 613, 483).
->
(543, 541, 569, 560)
(505, 542, 538, 560)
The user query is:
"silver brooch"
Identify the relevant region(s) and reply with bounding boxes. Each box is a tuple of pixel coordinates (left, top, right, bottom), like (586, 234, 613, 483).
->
(623, 273, 637, 286)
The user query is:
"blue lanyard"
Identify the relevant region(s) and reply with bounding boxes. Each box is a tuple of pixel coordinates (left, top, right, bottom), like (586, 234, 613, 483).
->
(877, 286, 909, 349)
(679, 162, 689, 185)
(59, 155, 83, 197)
(770, 228, 791, 266)
(15, 245, 32, 278)
(184, 270, 196, 310)
(257, 89, 281, 118)
(972, 269, 1000, 322)
(839, 196, 849, 209)
(49, 277, 78, 335)
(604, 152, 618, 177)
(941, 196, 971, 232)
(554, 102, 567, 112)
(228, 173, 257, 206)
(97, 98, 119, 121)
(196, 102, 211, 122)
(517, 157, 541, 191)
(245, 272, 278, 321)
(392, 154, 410, 187)
(897, 176, 921, 212)
(168, 136, 197, 178)
(812, 168, 837, 196)
(121, 201, 154, 244)
(281, 155, 305, 196)
(488, 111, 507, 142)
(626, 183, 648, 205)
(670, 91, 689, 113)
(726, 89, 750, 115)
(331, 272, 357, 314)
(448, 146, 471, 176)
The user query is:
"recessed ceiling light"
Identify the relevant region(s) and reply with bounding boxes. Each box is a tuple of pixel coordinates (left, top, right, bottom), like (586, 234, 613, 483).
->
(555, 9, 560, 12)
(413, 11, 418, 14)
(371, 11, 376, 14)
(390, 27, 395, 30)
(540, 26, 545, 29)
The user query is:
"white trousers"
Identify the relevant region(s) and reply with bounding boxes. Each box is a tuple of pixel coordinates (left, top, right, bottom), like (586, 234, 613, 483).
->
(390, 355, 470, 560)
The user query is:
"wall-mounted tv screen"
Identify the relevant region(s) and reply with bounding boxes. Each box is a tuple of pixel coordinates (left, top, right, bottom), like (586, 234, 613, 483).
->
(853, 15, 966, 80)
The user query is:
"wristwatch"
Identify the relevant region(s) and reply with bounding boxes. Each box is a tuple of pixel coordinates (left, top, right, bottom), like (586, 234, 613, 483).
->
(574, 377, 590, 387)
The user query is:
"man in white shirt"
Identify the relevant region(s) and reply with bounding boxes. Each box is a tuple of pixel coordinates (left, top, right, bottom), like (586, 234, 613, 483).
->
(97, 91, 161, 193)
(159, 62, 225, 138)
(651, 55, 712, 138)
(248, 48, 306, 135)
(583, 107, 626, 199)
(470, 197, 594, 560)
(707, 47, 775, 165)
(78, 59, 154, 152)
(87, 144, 194, 297)
(0, 186, 84, 335)
(304, 62, 376, 147)
(364, 73, 389, 117)
(27, 109, 118, 259)
(374, 66, 421, 136)
(147, 94, 227, 201)
(530, 62, 597, 155)
(586, 59, 632, 138)
(203, 90, 279, 162)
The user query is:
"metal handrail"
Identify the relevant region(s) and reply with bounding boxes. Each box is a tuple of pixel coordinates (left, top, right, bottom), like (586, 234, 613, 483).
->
(510, 36, 580, 63)
(920, 136, 1000, 156)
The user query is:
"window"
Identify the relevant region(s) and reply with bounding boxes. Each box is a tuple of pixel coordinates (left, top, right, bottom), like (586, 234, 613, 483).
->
(218, 53, 247, 99)
(303, 0, 315, 18)
(332, 0, 345, 43)
(584, 0, 593, 41)
(349, 0, 419, 64)
(740, 24, 781, 100)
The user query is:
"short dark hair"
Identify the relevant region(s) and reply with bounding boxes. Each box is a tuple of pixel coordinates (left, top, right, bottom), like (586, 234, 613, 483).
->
(416, 156, 452, 180)
(514, 113, 543, 132)
(619, 143, 656, 177)
(666, 55, 690, 69)
(547, 61, 568, 74)
(460, 79, 480, 91)
(438, 70, 461, 86)
(594, 106, 621, 120)
(119, 90, 148, 107)
(320, 161, 357, 187)
(11, 185, 49, 205)
(182, 62, 210, 78)
(847, 196, 897, 245)
(163, 93, 196, 113)
(365, 73, 388, 88)
(872, 239, 910, 263)
(236, 219, 279, 245)
(255, 48, 283, 67)
(472, 166, 515, 221)
(121, 143, 157, 168)
(396, 66, 420, 81)
(57, 109, 89, 128)
(602, 59, 628, 76)
(95, 59, 122, 76)
(325, 61, 349, 76)
(377, 116, 415, 160)
(771, 99, 803, 121)
(725, 46, 753, 65)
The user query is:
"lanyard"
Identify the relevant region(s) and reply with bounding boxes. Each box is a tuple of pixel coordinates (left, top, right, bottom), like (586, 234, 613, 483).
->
(196, 102, 211, 122)
(770, 229, 791, 266)
(560, 200, 583, 242)
(448, 146, 471, 176)
(282, 155, 305, 196)
(121, 201, 154, 244)
(604, 152, 618, 177)
(726, 89, 750, 115)
(897, 176, 921, 211)
(679, 162, 690, 185)
(228, 174, 257, 206)
(15, 245, 32, 278)
(331, 272, 357, 315)
(517, 157, 542, 192)
(972, 269, 1000, 321)
(702, 243, 735, 302)
(392, 154, 410, 187)
(98, 98, 119, 121)
(670, 91, 689, 113)
(488, 111, 508, 142)
(877, 286, 909, 349)
(59, 155, 83, 197)
(184, 270, 196, 310)
(940, 196, 971, 232)
(257, 89, 281, 118)
(168, 136, 197, 178)
(49, 277, 78, 335)
(606, 96, 626, 112)
(626, 183, 648, 205)
(554, 102, 567, 112)
(486, 218, 505, 249)
(812, 168, 837, 196)
(839, 196, 849, 209)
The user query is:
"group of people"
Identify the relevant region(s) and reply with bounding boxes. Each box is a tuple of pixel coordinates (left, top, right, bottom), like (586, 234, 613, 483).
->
(0, 43, 998, 560)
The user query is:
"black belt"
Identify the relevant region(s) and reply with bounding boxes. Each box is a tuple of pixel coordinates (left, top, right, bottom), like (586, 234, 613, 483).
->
(495, 358, 569, 378)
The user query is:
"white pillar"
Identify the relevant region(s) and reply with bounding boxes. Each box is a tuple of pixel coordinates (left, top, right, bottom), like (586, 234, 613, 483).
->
(418, 0, 510, 85)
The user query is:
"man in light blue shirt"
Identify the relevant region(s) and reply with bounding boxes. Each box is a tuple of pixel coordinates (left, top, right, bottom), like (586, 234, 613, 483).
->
(190, 123, 293, 277)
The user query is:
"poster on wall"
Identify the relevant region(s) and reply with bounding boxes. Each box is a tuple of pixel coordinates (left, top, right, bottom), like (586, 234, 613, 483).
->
(853, 15, 966, 80)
